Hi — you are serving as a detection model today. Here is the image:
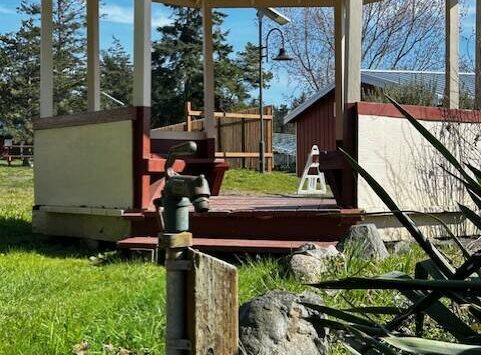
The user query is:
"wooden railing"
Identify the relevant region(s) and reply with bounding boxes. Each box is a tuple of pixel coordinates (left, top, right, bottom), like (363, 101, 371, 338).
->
(156, 102, 273, 171)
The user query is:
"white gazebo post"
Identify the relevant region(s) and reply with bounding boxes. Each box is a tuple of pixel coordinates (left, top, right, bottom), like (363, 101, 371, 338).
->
(40, 0, 53, 118)
(87, 0, 101, 111)
(202, 1, 217, 140)
(334, 0, 345, 139)
(445, 0, 459, 109)
(476, 0, 481, 109)
(133, 0, 152, 108)
(344, 0, 362, 106)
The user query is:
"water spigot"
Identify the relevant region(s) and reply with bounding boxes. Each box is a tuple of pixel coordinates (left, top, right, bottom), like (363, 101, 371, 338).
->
(157, 141, 211, 233)
(165, 141, 197, 180)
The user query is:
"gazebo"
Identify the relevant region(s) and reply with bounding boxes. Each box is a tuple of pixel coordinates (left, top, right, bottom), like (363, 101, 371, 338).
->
(33, 0, 481, 250)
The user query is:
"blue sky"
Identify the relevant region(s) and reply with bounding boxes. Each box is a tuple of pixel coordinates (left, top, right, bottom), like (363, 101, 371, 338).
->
(0, 1, 477, 105)
(0, 0, 292, 105)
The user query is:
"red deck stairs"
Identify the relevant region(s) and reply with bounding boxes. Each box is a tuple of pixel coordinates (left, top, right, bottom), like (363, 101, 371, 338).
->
(118, 196, 363, 253)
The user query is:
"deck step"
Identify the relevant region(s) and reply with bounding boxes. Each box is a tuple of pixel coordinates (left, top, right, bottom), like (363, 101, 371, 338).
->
(192, 238, 337, 253)
(117, 236, 157, 249)
(121, 211, 146, 221)
(117, 236, 337, 253)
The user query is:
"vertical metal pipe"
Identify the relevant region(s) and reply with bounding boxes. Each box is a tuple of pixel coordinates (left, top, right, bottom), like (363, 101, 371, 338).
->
(476, 0, 481, 109)
(166, 249, 187, 355)
(258, 13, 265, 173)
(334, 0, 345, 140)
(165, 197, 190, 355)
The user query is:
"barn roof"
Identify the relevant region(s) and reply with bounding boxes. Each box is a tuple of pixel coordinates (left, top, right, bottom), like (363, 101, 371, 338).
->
(284, 69, 476, 124)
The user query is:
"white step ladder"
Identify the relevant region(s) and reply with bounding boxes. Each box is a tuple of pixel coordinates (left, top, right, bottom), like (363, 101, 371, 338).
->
(297, 145, 327, 195)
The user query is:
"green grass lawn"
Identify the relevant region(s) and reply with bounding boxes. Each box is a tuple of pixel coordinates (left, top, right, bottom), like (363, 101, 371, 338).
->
(221, 168, 332, 196)
(0, 163, 307, 354)
(221, 168, 300, 195)
(0, 162, 455, 354)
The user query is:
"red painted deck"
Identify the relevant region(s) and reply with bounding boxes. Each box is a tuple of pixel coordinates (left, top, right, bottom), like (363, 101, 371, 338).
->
(123, 195, 363, 253)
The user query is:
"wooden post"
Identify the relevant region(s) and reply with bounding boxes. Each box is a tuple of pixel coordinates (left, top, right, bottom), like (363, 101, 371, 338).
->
(241, 117, 246, 168)
(266, 106, 273, 172)
(334, 0, 345, 140)
(445, 0, 459, 109)
(185, 102, 192, 132)
(163, 232, 238, 355)
(216, 117, 222, 151)
(40, 0, 53, 118)
(476, 0, 481, 109)
(133, 0, 151, 107)
(202, 2, 216, 140)
(87, 0, 101, 111)
(186, 249, 238, 354)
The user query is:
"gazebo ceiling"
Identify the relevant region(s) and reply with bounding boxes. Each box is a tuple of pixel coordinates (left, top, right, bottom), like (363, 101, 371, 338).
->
(153, 0, 380, 8)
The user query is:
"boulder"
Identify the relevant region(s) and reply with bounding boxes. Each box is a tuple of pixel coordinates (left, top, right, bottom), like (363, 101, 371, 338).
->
(467, 236, 481, 254)
(239, 290, 329, 355)
(284, 243, 340, 283)
(338, 224, 389, 260)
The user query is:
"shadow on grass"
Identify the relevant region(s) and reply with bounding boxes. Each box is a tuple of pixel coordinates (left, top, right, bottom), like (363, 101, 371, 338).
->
(0, 216, 103, 259)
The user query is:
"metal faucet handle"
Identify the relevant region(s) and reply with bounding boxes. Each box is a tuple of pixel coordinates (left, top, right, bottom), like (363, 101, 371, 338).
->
(165, 141, 198, 178)
(168, 141, 197, 156)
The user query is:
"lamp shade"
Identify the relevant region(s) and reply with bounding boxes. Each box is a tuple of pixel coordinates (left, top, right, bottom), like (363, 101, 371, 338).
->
(272, 47, 292, 61)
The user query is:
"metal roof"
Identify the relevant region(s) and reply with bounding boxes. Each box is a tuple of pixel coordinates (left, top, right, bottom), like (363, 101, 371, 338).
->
(153, 0, 380, 8)
(284, 69, 476, 124)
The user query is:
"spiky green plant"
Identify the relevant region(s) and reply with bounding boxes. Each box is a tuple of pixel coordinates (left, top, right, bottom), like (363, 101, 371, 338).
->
(305, 97, 481, 354)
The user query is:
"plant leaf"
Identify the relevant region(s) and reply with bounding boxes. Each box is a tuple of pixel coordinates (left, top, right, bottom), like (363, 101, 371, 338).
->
(343, 306, 403, 316)
(341, 343, 364, 355)
(467, 163, 481, 185)
(382, 336, 481, 354)
(302, 302, 383, 329)
(459, 203, 481, 231)
(340, 147, 455, 277)
(311, 276, 481, 292)
(306, 317, 398, 355)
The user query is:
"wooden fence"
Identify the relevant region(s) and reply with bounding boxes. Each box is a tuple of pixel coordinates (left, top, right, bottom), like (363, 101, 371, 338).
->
(156, 102, 273, 171)
(1, 144, 34, 166)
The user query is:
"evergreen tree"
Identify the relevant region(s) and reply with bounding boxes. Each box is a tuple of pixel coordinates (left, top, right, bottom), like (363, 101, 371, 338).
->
(100, 37, 133, 109)
(151, 7, 271, 127)
(52, 0, 86, 115)
(0, 1, 41, 140)
(0, 0, 86, 139)
(273, 104, 293, 134)
(235, 42, 273, 93)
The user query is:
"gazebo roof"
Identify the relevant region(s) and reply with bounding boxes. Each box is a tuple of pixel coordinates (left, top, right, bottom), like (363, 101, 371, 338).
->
(153, 0, 379, 8)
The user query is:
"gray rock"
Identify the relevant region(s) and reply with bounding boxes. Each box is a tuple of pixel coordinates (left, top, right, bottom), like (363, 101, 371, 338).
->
(338, 224, 389, 260)
(392, 240, 415, 255)
(467, 237, 481, 254)
(284, 243, 340, 283)
(239, 290, 329, 355)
